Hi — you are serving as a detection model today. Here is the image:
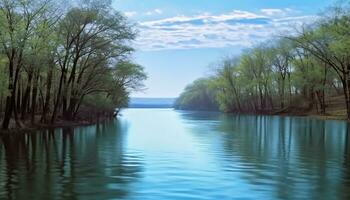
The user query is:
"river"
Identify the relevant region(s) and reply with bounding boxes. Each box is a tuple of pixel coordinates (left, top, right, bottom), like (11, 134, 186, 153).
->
(1, 108, 350, 199)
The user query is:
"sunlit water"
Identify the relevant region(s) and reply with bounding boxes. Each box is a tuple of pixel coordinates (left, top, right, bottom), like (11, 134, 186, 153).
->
(1, 108, 350, 199)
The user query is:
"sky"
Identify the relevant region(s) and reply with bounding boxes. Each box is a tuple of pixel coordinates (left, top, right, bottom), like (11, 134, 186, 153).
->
(112, 0, 335, 98)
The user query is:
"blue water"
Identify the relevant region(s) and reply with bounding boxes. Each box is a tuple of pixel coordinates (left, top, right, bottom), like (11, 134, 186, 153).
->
(1, 108, 350, 199)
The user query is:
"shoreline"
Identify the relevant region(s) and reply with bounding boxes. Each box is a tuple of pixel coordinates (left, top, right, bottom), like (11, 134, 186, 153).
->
(0, 116, 115, 134)
(1, 108, 348, 134)
(272, 112, 347, 122)
(175, 108, 349, 122)
(266, 112, 346, 122)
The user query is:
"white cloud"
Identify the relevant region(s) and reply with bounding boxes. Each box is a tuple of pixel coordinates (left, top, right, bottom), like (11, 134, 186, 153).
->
(134, 9, 317, 51)
(261, 9, 283, 16)
(142, 10, 264, 26)
(124, 11, 137, 17)
(145, 9, 163, 16)
(260, 8, 295, 17)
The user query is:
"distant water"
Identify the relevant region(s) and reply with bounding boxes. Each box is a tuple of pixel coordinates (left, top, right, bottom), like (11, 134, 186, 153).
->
(128, 98, 176, 108)
(1, 109, 350, 199)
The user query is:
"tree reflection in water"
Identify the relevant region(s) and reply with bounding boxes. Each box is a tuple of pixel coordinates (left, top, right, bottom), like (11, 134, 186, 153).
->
(0, 120, 143, 200)
(180, 111, 350, 200)
(1, 110, 350, 199)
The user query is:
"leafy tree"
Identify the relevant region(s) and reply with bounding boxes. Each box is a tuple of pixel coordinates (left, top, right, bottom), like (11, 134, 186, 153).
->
(0, 0, 146, 130)
(289, 2, 350, 118)
(175, 78, 218, 111)
(177, 2, 349, 119)
(212, 58, 243, 112)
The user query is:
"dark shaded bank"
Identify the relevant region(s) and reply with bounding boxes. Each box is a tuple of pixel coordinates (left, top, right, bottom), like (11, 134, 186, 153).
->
(0, 110, 116, 134)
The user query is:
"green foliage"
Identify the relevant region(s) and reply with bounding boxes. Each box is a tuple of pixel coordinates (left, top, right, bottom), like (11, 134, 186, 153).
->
(211, 58, 243, 112)
(177, 36, 341, 113)
(107, 61, 147, 109)
(175, 78, 218, 111)
(0, 0, 146, 128)
(82, 93, 115, 111)
(112, 61, 148, 92)
(177, 2, 350, 116)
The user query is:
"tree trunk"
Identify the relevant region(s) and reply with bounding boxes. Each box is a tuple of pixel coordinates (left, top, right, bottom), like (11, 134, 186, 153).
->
(0, 92, 3, 114)
(232, 87, 242, 111)
(30, 70, 40, 124)
(41, 63, 53, 123)
(280, 78, 285, 109)
(73, 95, 85, 119)
(2, 59, 15, 130)
(347, 81, 350, 120)
(345, 65, 350, 120)
(288, 72, 292, 105)
(341, 77, 350, 120)
(2, 96, 13, 130)
(259, 86, 264, 111)
(316, 91, 325, 114)
(12, 64, 23, 128)
(51, 68, 66, 124)
(16, 79, 21, 113)
(21, 69, 33, 119)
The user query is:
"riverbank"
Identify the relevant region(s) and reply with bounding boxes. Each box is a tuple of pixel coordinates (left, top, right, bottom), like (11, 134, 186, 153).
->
(236, 109, 348, 122)
(0, 112, 116, 134)
(177, 95, 349, 122)
(277, 95, 348, 121)
(275, 109, 347, 121)
(177, 108, 348, 123)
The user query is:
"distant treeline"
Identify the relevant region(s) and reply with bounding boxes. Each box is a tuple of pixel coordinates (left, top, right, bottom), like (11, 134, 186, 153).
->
(0, 0, 146, 130)
(176, 2, 350, 120)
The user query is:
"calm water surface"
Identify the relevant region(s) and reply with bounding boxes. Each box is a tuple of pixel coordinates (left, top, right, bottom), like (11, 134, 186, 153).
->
(1, 109, 350, 199)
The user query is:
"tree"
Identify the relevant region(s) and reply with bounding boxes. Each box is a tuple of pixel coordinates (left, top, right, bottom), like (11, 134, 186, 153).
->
(0, 0, 52, 129)
(175, 78, 218, 111)
(212, 57, 243, 112)
(51, 5, 135, 121)
(240, 46, 274, 112)
(289, 3, 350, 119)
(0, 0, 145, 130)
(269, 39, 294, 108)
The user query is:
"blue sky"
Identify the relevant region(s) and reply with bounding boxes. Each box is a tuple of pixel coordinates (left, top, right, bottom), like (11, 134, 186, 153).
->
(113, 0, 335, 98)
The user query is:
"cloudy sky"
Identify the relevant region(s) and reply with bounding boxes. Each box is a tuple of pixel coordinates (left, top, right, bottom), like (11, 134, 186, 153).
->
(113, 0, 334, 98)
